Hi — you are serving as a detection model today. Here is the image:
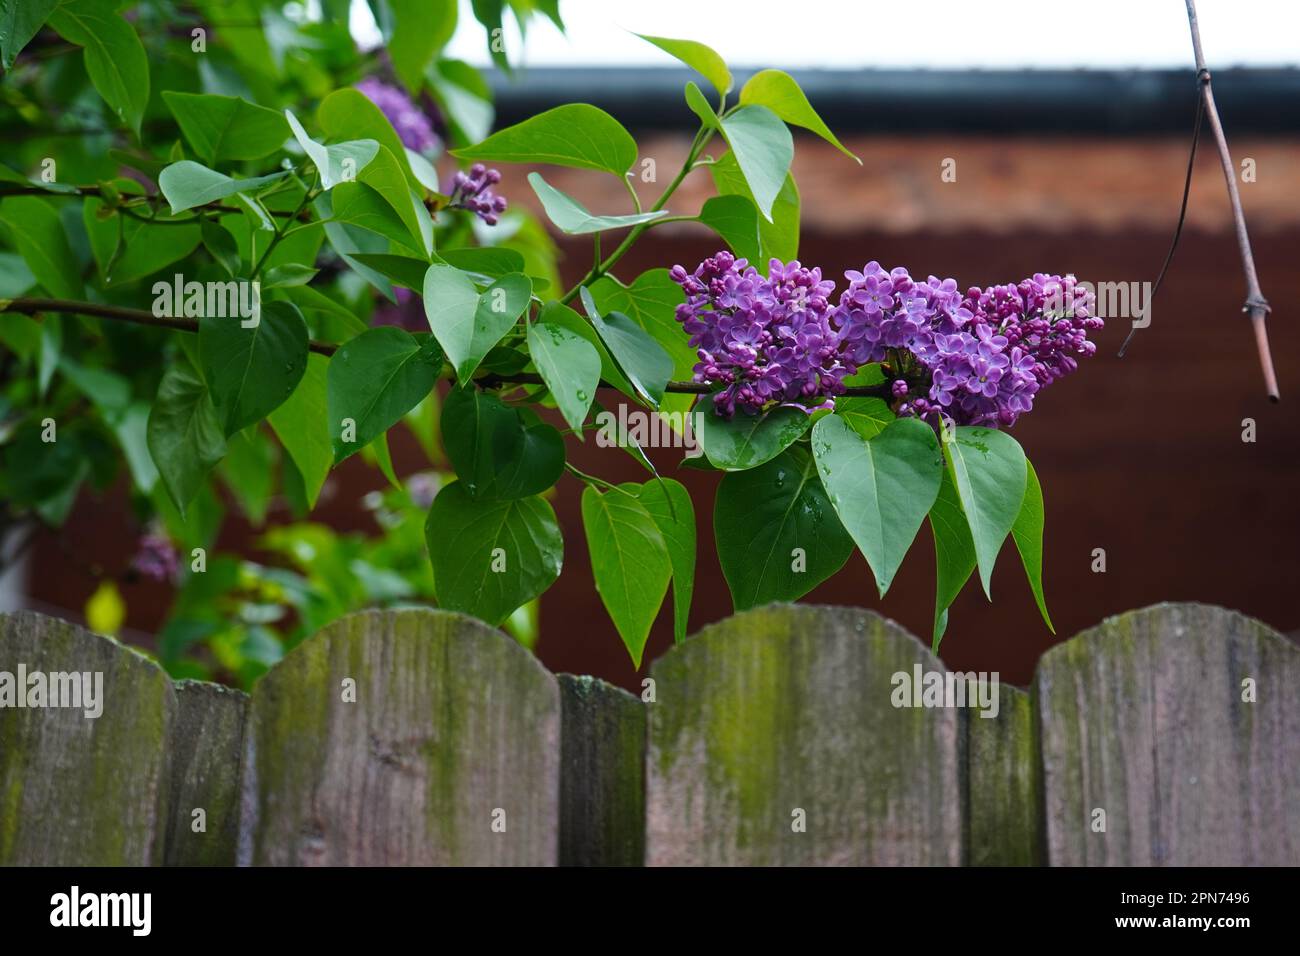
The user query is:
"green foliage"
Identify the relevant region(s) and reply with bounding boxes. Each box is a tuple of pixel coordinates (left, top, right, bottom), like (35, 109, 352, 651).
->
(581, 484, 671, 667)
(0, 4, 1053, 680)
(714, 446, 853, 609)
(812, 415, 944, 598)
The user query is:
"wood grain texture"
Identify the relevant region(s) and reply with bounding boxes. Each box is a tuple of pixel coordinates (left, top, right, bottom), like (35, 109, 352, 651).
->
(966, 681, 1041, 865)
(1035, 602, 1300, 865)
(237, 608, 560, 866)
(646, 603, 962, 865)
(557, 674, 645, 866)
(0, 610, 174, 865)
(164, 680, 248, 866)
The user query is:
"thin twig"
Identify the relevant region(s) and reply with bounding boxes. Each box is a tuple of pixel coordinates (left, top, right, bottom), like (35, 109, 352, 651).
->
(1119, 89, 1203, 358)
(1, 297, 896, 398)
(1183, 0, 1279, 401)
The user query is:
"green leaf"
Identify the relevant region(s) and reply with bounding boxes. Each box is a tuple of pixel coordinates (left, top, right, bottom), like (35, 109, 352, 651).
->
(944, 425, 1028, 599)
(439, 246, 526, 282)
(0, 196, 81, 299)
(357, 145, 432, 255)
(83, 199, 201, 285)
(526, 320, 601, 433)
(425, 266, 531, 382)
(710, 151, 799, 261)
(714, 445, 853, 610)
(684, 81, 720, 128)
(698, 194, 762, 262)
(453, 104, 638, 176)
(739, 69, 860, 163)
(284, 108, 379, 190)
(389, 0, 456, 92)
(581, 484, 671, 668)
(440, 387, 564, 499)
(929, 464, 977, 651)
(47, 1, 148, 134)
(317, 89, 418, 185)
(835, 395, 895, 440)
(1012, 459, 1053, 632)
(0, 0, 57, 70)
(579, 287, 673, 408)
(426, 482, 562, 626)
(219, 426, 275, 526)
(147, 359, 227, 516)
(349, 253, 430, 290)
(587, 268, 694, 421)
(718, 105, 793, 222)
(428, 58, 494, 146)
(268, 353, 331, 508)
(635, 33, 732, 95)
(327, 326, 444, 464)
(158, 162, 285, 214)
(329, 180, 420, 252)
(811, 414, 944, 597)
(199, 300, 309, 436)
(162, 92, 290, 165)
(201, 219, 241, 277)
(527, 172, 667, 234)
(636, 478, 695, 644)
(540, 300, 635, 399)
(698, 404, 810, 471)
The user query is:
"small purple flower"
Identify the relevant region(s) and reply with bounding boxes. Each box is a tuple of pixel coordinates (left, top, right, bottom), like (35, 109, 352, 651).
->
(131, 528, 181, 584)
(355, 77, 440, 154)
(448, 163, 508, 226)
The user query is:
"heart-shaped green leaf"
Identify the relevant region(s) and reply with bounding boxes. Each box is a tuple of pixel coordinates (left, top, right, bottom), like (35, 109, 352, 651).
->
(579, 287, 673, 408)
(739, 69, 860, 163)
(526, 321, 601, 434)
(327, 326, 444, 463)
(427, 483, 562, 626)
(425, 265, 530, 382)
(944, 425, 1027, 599)
(453, 103, 638, 176)
(698, 403, 810, 471)
(1012, 458, 1053, 632)
(718, 104, 793, 222)
(812, 413, 944, 597)
(636, 478, 696, 644)
(441, 387, 564, 499)
(928, 464, 977, 651)
(147, 358, 227, 516)
(581, 484, 671, 668)
(199, 299, 309, 436)
(635, 33, 732, 95)
(714, 445, 853, 609)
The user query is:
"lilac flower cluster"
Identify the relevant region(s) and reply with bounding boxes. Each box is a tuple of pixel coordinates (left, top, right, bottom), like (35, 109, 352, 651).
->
(671, 254, 1101, 427)
(669, 252, 849, 416)
(130, 528, 181, 584)
(447, 163, 508, 225)
(355, 78, 440, 153)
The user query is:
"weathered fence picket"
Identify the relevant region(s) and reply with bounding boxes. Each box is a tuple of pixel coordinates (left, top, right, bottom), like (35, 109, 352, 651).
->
(1, 601, 1296, 866)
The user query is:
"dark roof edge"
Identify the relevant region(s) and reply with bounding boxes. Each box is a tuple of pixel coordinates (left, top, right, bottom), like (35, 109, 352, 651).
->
(489, 67, 1300, 134)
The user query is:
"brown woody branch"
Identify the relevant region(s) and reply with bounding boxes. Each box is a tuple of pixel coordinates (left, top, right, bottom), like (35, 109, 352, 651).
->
(1185, 0, 1279, 401)
(0, 297, 896, 399)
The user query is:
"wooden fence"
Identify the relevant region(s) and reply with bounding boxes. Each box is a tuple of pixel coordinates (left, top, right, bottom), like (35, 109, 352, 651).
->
(1, 602, 1296, 866)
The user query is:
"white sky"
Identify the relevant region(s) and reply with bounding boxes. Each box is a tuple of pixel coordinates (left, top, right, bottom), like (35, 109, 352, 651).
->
(418, 0, 1300, 70)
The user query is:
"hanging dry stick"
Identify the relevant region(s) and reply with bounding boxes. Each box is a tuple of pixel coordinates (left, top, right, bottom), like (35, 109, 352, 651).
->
(1185, 0, 1279, 401)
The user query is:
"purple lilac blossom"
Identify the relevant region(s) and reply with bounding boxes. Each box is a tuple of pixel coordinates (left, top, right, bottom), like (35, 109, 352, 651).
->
(355, 77, 440, 153)
(670, 252, 850, 417)
(447, 163, 508, 226)
(131, 528, 181, 584)
(670, 253, 1101, 428)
